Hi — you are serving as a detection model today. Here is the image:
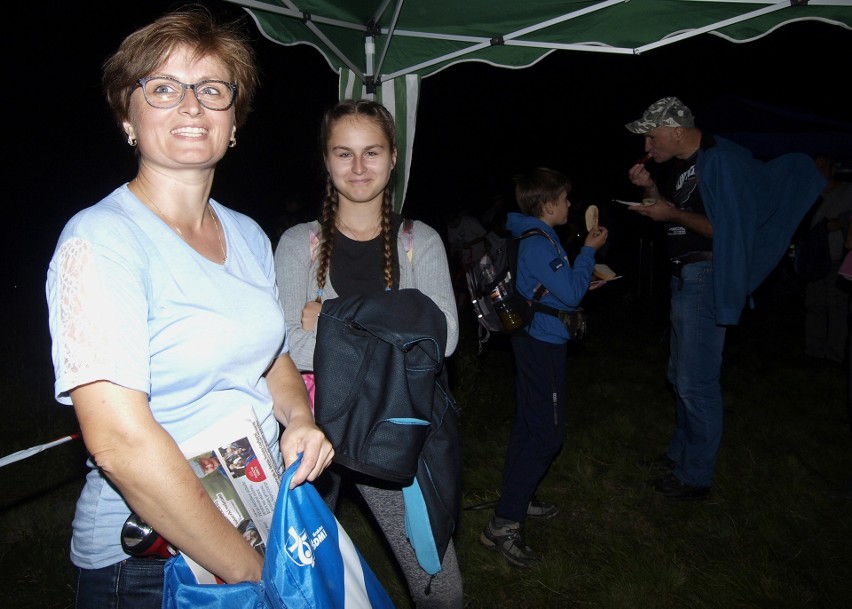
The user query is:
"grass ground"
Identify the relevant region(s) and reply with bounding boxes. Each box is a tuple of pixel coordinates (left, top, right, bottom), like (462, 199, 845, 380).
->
(341, 271, 852, 608)
(2, 268, 851, 608)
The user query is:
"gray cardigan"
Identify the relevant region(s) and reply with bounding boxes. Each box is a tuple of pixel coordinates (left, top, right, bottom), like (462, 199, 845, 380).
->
(274, 220, 460, 371)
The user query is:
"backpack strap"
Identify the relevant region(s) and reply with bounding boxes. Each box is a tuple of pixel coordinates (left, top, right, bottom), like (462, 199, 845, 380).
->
(517, 228, 563, 320)
(308, 220, 321, 262)
(401, 217, 414, 268)
(308, 220, 322, 300)
(529, 284, 560, 317)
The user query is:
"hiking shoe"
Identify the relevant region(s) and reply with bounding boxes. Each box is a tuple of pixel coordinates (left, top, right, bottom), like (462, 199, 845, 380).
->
(480, 518, 542, 568)
(644, 453, 677, 473)
(526, 497, 559, 519)
(648, 473, 710, 501)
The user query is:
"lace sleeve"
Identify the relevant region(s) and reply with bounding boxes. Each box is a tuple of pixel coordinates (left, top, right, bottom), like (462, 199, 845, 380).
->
(49, 236, 149, 402)
(56, 238, 111, 377)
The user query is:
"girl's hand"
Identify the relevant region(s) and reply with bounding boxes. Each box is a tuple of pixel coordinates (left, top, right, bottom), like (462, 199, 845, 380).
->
(300, 300, 322, 330)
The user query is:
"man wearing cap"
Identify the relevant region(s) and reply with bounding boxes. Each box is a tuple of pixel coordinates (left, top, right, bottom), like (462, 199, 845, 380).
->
(624, 97, 824, 500)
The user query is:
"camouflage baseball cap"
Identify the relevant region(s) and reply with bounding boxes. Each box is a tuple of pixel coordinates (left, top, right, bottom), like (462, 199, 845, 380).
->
(625, 97, 695, 134)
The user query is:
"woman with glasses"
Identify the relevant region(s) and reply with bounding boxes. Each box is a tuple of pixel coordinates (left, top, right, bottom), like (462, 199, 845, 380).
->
(45, 7, 333, 607)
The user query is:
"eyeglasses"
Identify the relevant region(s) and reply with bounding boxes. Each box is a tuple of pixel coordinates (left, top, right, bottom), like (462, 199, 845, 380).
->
(136, 76, 237, 111)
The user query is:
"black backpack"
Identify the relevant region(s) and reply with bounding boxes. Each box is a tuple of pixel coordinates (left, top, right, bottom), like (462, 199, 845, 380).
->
(466, 228, 583, 351)
(313, 288, 460, 576)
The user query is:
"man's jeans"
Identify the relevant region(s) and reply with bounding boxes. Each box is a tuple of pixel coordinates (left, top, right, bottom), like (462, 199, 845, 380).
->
(76, 557, 165, 609)
(667, 260, 726, 488)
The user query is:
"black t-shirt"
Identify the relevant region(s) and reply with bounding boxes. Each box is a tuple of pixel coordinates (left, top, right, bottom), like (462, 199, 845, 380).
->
(330, 214, 402, 298)
(657, 133, 715, 258)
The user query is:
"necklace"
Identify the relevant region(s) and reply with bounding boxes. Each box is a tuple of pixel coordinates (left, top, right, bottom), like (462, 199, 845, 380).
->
(133, 179, 227, 263)
(207, 205, 227, 263)
(337, 216, 381, 242)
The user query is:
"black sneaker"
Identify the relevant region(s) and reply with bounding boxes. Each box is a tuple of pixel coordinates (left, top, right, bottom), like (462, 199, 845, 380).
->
(644, 453, 676, 473)
(480, 518, 542, 568)
(526, 497, 559, 519)
(648, 473, 710, 501)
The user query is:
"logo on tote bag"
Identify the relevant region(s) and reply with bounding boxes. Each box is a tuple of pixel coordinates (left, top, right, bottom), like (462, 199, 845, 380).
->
(286, 524, 330, 568)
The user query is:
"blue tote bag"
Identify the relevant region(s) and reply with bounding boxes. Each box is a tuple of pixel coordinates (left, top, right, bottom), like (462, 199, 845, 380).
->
(163, 455, 395, 609)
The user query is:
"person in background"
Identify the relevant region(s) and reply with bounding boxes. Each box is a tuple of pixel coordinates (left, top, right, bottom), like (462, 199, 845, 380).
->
(480, 193, 509, 238)
(274, 99, 463, 607)
(625, 96, 824, 501)
(45, 8, 333, 607)
(480, 167, 608, 568)
(446, 208, 490, 269)
(842, 221, 852, 501)
(446, 208, 493, 310)
(804, 155, 852, 363)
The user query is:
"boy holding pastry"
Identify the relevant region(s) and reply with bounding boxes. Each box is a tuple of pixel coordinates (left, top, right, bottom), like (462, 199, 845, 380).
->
(480, 167, 607, 568)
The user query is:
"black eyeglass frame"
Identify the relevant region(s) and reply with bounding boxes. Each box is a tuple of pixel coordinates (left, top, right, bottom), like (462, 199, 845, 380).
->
(136, 76, 238, 111)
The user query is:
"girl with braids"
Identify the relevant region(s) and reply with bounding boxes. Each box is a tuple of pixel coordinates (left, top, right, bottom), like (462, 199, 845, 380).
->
(274, 99, 462, 607)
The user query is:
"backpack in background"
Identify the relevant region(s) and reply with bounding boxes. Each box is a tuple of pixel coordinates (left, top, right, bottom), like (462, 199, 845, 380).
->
(465, 228, 585, 351)
(465, 235, 523, 337)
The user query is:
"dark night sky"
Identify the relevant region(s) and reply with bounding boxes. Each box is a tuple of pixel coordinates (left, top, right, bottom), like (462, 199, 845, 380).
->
(7, 1, 852, 306)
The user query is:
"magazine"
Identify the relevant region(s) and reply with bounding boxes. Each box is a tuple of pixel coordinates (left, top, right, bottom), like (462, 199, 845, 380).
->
(178, 404, 282, 584)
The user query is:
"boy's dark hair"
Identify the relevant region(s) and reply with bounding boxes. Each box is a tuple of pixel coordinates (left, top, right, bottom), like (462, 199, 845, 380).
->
(513, 167, 572, 217)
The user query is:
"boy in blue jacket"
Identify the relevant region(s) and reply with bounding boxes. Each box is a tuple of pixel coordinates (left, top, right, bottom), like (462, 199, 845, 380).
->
(480, 167, 608, 568)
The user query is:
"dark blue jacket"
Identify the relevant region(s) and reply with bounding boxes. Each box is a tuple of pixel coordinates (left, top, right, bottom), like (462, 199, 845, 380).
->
(697, 137, 824, 324)
(505, 213, 596, 344)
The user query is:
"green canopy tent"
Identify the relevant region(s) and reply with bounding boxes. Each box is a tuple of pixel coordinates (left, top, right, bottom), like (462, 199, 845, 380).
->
(226, 0, 852, 210)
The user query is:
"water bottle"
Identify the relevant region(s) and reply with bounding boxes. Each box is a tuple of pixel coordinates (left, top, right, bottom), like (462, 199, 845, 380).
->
(495, 297, 524, 331)
(488, 277, 524, 331)
(480, 259, 523, 331)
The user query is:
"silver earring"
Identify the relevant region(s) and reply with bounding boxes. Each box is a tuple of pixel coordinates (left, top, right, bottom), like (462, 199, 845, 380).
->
(127, 135, 137, 147)
(229, 136, 237, 148)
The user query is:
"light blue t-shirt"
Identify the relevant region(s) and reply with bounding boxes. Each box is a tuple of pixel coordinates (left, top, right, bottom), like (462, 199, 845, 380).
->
(46, 184, 288, 569)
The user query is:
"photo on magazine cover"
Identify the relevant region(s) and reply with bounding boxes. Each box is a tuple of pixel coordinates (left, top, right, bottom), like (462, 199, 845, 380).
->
(217, 437, 255, 478)
(237, 518, 265, 557)
(186, 448, 266, 558)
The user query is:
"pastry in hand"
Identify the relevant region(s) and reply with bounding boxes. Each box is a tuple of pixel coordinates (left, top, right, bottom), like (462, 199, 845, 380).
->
(585, 205, 599, 234)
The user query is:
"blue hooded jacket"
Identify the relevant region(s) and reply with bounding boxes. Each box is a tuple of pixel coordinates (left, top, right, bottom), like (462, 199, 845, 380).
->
(505, 212, 596, 344)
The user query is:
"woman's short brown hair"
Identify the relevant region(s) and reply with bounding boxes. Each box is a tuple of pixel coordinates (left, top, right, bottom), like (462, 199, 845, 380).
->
(102, 5, 258, 129)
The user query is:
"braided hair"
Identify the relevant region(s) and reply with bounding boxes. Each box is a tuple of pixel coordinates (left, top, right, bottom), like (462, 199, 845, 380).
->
(314, 99, 398, 301)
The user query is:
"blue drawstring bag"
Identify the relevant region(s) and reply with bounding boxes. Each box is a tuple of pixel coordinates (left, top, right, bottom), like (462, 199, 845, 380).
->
(163, 455, 395, 609)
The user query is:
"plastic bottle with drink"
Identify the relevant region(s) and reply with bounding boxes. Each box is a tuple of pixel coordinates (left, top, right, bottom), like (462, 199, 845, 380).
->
(481, 262, 523, 331)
